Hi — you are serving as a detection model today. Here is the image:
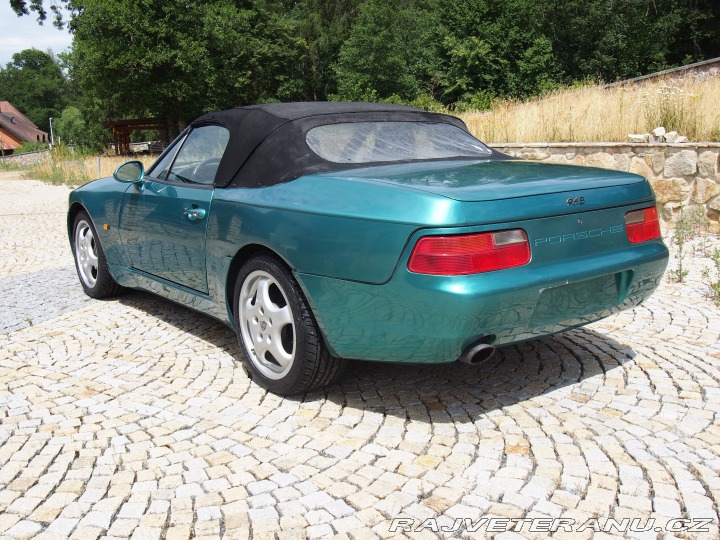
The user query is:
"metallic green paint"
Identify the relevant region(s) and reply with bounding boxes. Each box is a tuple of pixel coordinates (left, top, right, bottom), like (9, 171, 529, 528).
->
(118, 179, 213, 293)
(320, 160, 648, 201)
(68, 159, 669, 364)
(297, 204, 668, 362)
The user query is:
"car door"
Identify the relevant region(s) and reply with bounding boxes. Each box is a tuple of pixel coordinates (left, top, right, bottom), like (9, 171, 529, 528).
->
(118, 124, 230, 294)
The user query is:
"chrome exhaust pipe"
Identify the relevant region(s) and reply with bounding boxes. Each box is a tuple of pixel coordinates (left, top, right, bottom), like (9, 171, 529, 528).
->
(459, 342, 496, 365)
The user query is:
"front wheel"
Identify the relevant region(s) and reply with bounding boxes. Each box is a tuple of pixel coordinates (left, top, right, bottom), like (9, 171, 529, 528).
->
(234, 255, 346, 395)
(72, 211, 122, 299)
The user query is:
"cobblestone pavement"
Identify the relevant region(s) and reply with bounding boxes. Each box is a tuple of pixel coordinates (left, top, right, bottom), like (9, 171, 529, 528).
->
(1, 178, 720, 539)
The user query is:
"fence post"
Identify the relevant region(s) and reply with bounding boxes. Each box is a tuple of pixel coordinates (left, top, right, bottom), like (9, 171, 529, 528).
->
(97, 156, 101, 178)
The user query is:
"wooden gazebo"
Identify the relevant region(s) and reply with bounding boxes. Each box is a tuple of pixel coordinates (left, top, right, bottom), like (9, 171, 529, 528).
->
(103, 118, 167, 156)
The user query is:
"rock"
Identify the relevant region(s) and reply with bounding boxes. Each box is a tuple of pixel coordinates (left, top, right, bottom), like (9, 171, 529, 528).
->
(675, 136, 689, 143)
(652, 178, 691, 204)
(645, 153, 665, 175)
(709, 194, 720, 212)
(613, 153, 631, 172)
(662, 201, 682, 221)
(707, 216, 720, 235)
(584, 152, 616, 169)
(692, 178, 719, 203)
(707, 202, 720, 234)
(545, 154, 570, 164)
(519, 149, 550, 160)
(697, 151, 718, 178)
(628, 134, 648, 143)
(664, 131, 679, 143)
(652, 127, 666, 137)
(629, 157, 654, 179)
(664, 150, 697, 177)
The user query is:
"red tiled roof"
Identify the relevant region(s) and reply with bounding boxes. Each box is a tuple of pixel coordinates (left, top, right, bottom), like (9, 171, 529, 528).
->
(0, 101, 49, 145)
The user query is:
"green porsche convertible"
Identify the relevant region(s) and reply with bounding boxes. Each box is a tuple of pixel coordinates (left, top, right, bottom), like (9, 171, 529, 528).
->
(68, 102, 668, 395)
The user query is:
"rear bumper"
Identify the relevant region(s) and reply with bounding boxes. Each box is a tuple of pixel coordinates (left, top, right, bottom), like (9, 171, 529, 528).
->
(297, 240, 668, 363)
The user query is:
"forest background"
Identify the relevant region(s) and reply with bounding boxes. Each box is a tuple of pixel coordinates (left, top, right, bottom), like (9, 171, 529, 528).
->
(1, 0, 720, 150)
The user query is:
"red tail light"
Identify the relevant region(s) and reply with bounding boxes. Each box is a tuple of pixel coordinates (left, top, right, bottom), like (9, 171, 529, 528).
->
(625, 206, 661, 244)
(408, 229, 531, 275)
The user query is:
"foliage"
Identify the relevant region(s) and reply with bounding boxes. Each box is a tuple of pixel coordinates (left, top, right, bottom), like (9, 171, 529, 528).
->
(54, 106, 86, 146)
(435, 1, 562, 103)
(0, 49, 68, 132)
(290, 0, 362, 100)
(62, 0, 307, 140)
(0, 158, 22, 171)
(8, 0, 67, 27)
(16, 140, 48, 153)
(668, 207, 706, 283)
(641, 85, 699, 137)
(6, 0, 720, 127)
(702, 248, 720, 306)
(333, 0, 442, 102)
(453, 90, 496, 114)
(409, 94, 447, 113)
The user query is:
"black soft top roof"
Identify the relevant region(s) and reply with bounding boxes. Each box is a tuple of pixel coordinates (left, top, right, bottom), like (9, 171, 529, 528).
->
(190, 102, 485, 188)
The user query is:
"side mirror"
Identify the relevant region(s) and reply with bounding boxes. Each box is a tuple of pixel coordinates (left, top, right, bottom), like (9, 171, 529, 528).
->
(113, 160, 145, 183)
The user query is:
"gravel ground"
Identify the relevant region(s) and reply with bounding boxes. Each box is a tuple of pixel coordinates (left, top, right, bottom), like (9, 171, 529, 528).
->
(0, 177, 719, 540)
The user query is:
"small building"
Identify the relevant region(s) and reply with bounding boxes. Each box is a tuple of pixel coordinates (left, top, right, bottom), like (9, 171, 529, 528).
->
(0, 101, 49, 155)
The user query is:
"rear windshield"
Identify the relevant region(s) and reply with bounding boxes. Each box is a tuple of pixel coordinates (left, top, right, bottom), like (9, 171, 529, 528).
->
(306, 121, 491, 164)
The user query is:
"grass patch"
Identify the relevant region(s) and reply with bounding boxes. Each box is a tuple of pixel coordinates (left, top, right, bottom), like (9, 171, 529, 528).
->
(0, 159, 24, 172)
(460, 75, 720, 143)
(23, 145, 157, 186)
(668, 207, 706, 283)
(702, 248, 720, 306)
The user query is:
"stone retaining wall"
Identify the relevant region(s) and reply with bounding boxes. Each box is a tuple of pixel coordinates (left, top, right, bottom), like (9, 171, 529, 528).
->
(0, 149, 50, 167)
(491, 142, 720, 233)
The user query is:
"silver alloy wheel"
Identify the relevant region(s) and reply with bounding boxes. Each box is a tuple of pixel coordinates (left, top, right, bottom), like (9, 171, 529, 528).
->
(74, 219, 99, 288)
(239, 270, 296, 380)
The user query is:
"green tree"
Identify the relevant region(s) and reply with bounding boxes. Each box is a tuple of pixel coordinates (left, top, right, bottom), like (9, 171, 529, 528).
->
(65, 0, 306, 137)
(9, 0, 720, 113)
(54, 105, 85, 146)
(291, 0, 362, 100)
(0, 48, 68, 132)
(334, 0, 442, 101)
(654, 0, 720, 66)
(201, 1, 307, 110)
(9, 0, 68, 27)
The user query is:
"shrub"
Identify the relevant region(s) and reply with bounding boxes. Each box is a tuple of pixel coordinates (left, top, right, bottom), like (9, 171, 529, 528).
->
(16, 140, 49, 153)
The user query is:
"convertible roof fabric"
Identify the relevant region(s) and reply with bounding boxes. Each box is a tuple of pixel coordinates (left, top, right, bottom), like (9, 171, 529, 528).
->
(191, 102, 489, 188)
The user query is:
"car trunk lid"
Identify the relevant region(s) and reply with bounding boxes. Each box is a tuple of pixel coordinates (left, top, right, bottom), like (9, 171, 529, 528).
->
(327, 158, 654, 223)
(334, 159, 645, 199)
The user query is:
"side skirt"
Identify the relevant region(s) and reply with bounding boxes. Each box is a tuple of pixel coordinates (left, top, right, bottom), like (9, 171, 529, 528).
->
(109, 264, 233, 327)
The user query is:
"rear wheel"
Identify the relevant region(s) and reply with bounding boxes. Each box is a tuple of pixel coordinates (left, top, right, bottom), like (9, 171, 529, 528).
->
(234, 255, 346, 395)
(72, 211, 122, 299)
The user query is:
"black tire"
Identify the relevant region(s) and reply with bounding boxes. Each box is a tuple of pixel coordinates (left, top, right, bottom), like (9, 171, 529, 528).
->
(72, 211, 122, 299)
(233, 255, 347, 395)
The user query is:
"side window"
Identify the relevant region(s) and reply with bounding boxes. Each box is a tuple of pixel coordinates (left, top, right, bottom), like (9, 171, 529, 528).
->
(166, 125, 230, 185)
(147, 134, 187, 181)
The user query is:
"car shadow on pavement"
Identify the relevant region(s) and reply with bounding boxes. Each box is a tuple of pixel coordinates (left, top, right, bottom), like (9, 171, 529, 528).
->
(118, 290, 637, 421)
(320, 330, 636, 421)
(117, 290, 243, 355)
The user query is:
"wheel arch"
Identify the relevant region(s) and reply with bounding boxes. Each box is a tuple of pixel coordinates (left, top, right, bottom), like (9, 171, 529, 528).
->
(225, 244, 295, 327)
(67, 202, 89, 248)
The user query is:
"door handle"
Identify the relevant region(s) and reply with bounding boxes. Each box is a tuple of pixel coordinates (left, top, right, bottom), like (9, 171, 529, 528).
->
(183, 207, 206, 222)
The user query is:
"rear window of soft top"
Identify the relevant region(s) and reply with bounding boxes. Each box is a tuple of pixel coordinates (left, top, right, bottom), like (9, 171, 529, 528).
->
(306, 121, 491, 164)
